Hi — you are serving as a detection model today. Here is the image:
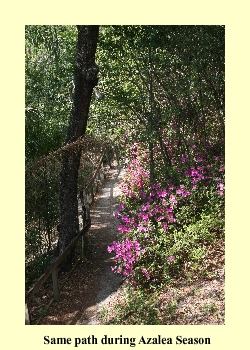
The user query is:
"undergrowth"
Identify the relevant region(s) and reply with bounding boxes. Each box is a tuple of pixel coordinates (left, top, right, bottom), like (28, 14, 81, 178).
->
(102, 131, 224, 325)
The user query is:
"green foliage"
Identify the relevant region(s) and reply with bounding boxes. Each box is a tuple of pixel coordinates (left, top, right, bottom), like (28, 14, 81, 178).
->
(132, 202, 223, 290)
(25, 25, 78, 160)
(25, 26, 78, 286)
(25, 159, 60, 258)
(25, 24, 225, 162)
(25, 253, 52, 289)
(91, 26, 224, 144)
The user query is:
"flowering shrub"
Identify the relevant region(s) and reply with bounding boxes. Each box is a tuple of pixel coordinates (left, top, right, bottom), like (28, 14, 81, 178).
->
(120, 142, 150, 202)
(107, 237, 145, 279)
(108, 130, 224, 289)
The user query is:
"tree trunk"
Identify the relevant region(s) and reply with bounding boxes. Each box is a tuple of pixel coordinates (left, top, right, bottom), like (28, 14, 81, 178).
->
(57, 25, 99, 270)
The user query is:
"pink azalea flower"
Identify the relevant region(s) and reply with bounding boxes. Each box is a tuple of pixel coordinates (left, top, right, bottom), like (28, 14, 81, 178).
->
(142, 268, 150, 280)
(160, 188, 168, 197)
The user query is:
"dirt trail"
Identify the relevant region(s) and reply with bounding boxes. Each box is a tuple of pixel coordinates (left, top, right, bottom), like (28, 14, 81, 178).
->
(38, 165, 125, 325)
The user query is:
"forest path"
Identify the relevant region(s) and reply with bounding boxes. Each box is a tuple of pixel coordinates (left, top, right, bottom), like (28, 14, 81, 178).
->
(38, 165, 125, 325)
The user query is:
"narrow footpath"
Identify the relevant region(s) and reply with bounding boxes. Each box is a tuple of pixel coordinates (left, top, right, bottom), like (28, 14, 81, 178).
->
(37, 165, 125, 325)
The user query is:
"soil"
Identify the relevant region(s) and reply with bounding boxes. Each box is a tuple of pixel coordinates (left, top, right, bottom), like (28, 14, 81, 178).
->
(28, 164, 225, 325)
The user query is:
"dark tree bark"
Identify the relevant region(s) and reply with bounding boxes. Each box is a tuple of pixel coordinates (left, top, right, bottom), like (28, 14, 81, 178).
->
(57, 26, 99, 269)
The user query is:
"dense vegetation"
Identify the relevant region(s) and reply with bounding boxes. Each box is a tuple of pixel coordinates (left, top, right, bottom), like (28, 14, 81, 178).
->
(25, 25, 224, 323)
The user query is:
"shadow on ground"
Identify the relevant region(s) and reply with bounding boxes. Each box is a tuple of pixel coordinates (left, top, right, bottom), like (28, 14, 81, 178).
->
(36, 166, 124, 325)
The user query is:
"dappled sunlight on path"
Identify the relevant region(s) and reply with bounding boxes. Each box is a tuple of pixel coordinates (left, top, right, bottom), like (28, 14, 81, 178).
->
(37, 165, 125, 325)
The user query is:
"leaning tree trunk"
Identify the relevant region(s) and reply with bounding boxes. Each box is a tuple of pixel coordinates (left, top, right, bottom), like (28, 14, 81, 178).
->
(57, 25, 99, 269)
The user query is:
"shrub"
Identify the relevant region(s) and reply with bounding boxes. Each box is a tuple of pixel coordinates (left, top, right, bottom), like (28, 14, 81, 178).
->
(108, 138, 224, 289)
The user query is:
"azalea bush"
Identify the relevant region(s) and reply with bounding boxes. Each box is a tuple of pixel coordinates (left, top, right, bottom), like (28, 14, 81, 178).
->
(108, 132, 224, 289)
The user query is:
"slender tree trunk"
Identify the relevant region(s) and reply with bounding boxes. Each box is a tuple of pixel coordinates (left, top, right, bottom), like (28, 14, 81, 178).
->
(148, 47, 155, 184)
(57, 26, 99, 269)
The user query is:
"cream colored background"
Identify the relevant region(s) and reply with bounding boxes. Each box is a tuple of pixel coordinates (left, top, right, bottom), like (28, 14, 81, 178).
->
(2, 1, 249, 348)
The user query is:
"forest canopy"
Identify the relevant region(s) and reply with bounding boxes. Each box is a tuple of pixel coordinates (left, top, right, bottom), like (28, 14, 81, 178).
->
(26, 25, 224, 161)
